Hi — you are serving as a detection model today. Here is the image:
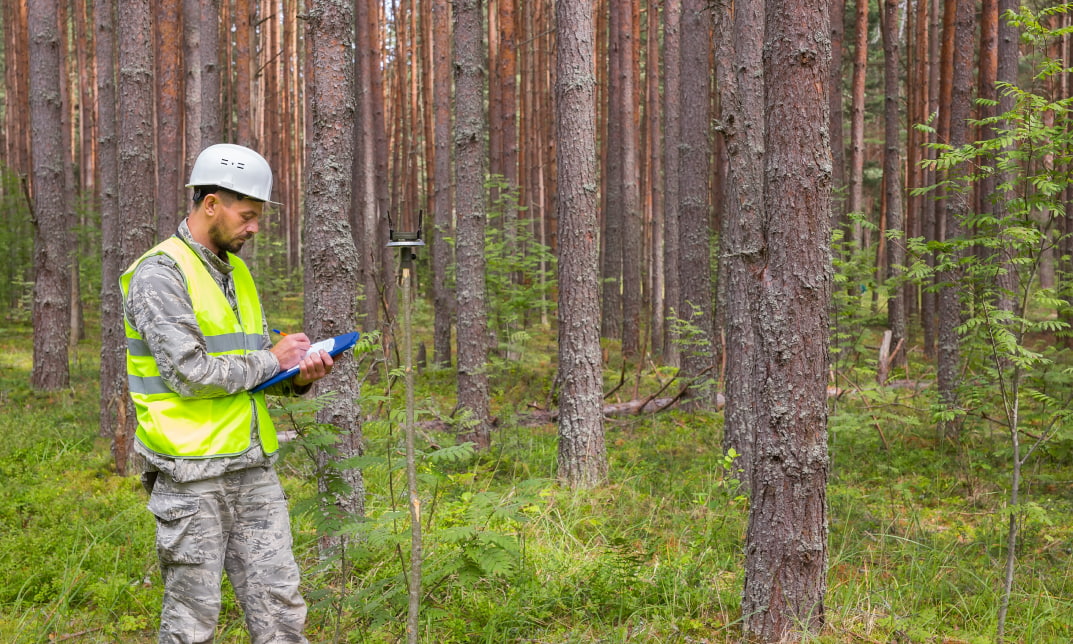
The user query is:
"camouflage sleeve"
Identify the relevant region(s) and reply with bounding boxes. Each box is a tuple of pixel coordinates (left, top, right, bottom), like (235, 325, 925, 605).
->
(125, 256, 281, 397)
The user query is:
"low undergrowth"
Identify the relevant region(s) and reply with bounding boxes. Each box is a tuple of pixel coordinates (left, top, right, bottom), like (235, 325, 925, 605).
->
(2, 318, 1073, 643)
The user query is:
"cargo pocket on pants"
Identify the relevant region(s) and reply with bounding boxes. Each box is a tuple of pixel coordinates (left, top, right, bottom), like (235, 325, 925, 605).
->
(147, 492, 205, 565)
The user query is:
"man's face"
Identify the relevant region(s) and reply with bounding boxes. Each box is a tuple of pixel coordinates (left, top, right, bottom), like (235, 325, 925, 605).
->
(206, 192, 263, 255)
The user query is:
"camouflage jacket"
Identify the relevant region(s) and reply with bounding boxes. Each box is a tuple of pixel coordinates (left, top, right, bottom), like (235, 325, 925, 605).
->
(125, 220, 301, 482)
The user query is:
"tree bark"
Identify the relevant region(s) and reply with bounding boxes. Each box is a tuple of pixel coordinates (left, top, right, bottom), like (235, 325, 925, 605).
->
(661, 0, 681, 366)
(742, 0, 832, 638)
(848, 0, 868, 244)
(600, 0, 624, 341)
(882, 0, 907, 368)
(676, 0, 715, 405)
(829, 0, 846, 225)
(453, 0, 492, 449)
(183, 0, 202, 174)
(936, 0, 974, 438)
(305, 0, 365, 531)
(115, 0, 156, 473)
(715, 0, 764, 484)
(155, 0, 184, 237)
(199, 0, 222, 145)
(555, 0, 608, 489)
(431, 0, 455, 367)
(619, 0, 642, 357)
(28, 0, 72, 391)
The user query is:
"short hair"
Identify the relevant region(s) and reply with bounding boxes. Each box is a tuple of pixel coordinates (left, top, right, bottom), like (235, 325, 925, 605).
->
(191, 186, 263, 206)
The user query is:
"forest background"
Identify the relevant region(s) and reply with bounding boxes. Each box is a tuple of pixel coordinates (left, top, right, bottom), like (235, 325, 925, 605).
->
(3, 0, 1073, 642)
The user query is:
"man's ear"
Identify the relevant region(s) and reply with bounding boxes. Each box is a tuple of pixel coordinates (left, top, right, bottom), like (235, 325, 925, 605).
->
(203, 193, 219, 217)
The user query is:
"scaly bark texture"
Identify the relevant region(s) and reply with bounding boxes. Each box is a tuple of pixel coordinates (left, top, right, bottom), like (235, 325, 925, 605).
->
(661, 0, 681, 365)
(431, 0, 455, 367)
(115, 0, 156, 473)
(555, 0, 607, 489)
(305, 0, 365, 523)
(882, 0, 907, 365)
(155, 0, 184, 236)
(715, 0, 764, 486)
(452, 0, 492, 448)
(676, 0, 715, 404)
(29, 0, 72, 391)
(742, 0, 833, 639)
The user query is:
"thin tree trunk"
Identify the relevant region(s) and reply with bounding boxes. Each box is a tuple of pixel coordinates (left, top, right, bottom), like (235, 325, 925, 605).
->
(234, 0, 253, 146)
(996, 0, 1019, 316)
(715, 0, 763, 485)
(848, 0, 868, 243)
(677, 0, 715, 405)
(619, 0, 642, 357)
(29, 0, 73, 391)
(453, 0, 492, 449)
(661, 0, 681, 366)
(155, 0, 183, 237)
(742, 0, 832, 637)
(183, 0, 202, 174)
(882, 0, 907, 368)
(305, 0, 365, 540)
(830, 0, 846, 224)
(600, 0, 624, 341)
(646, 0, 664, 358)
(115, 0, 156, 473)
(431, 0, 454, 367)
(200, 0, 222, 144)
(555, 0, 608, 489)
(936, 0, 974, 439)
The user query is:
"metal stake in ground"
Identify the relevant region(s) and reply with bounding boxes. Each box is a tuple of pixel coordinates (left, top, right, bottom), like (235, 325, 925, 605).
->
(388, 225, 425, 644)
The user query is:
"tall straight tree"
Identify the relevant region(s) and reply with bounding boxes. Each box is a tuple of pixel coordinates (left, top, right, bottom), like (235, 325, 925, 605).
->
(677, 0, 715, 403)
(115, 0, 156, 473)
(881, 0, 907, 366)
(155, 0, 183, 237)
(829, 0, 846, 223)
(353, 0, 383, 334)
(618, 0, 642, 357)
(600, 0, 624, 341)
(936, 0, 974, 437)
(661, 0, 681, 365)
(431, 0, 454, 366)
(848, 0, 868, 241)
(183, 0, 202, 175)
(555, 0, 607, 489)
(305, 0, 365, 526)
(199, 0, 222, 144)
(741, 0, 832, 638)
(95, 0, 130, 448)
(453, 0, 492, 448)
(28, 0, 72, 391)
(715, 0, 764, 481)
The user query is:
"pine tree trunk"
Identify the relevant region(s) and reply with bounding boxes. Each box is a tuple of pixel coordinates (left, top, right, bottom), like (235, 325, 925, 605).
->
(741, 0, 832, 638)
(848, 0, 868, 246)
(619, 0, 642, 357)
(183, 0, 202, 174)
(715, 0, 763, 485)
(115, 0, 156, 473)
(155, 0, 184, 237)
(936, 0, 973, 438)
(453, 0, 492, 449)
(676, 0, 715, 404)
(200, 0, 222, 145)
(829, 0, 846, 224)
(661, 0, 681, 366)
(305, 0, 365, 529)
(95, 0, 130, 449)
(431, 0, 455, 367)
(600, 0, 624, 341)
(555, 0, 608, 489)
(882, 0, 907, 368)
(29, 0, 72, 391)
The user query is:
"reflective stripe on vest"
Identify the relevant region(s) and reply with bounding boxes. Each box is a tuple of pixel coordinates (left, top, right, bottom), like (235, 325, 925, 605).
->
(120, 236, 278, 458)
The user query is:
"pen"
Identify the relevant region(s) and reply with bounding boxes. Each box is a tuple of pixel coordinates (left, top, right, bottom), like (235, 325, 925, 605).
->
(272, 329, 289, 336)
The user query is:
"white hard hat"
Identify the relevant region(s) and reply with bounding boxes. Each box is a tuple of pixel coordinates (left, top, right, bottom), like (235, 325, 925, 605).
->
(187, 143, 277, 203)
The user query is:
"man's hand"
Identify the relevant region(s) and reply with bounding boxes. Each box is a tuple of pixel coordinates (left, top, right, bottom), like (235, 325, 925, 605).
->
(271, 333, 313, 371)
(293, 349, 334, 387)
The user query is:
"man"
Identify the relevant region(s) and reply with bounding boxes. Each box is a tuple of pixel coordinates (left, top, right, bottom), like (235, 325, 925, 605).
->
(121, 143, 330, 643)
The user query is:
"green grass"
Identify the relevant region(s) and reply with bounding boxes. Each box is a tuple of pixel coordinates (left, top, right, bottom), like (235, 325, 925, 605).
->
(3, 311, 1073, 643)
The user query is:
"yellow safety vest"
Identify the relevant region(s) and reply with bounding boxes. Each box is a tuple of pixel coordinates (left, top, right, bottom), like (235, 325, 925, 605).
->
(120, 236, 278, 458)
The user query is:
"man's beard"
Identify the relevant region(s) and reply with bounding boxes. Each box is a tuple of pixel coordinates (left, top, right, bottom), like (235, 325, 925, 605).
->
(210, 225, 249, 255)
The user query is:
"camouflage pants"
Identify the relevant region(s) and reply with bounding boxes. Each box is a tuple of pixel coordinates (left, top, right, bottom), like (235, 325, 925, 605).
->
(147, 466, 308, 644)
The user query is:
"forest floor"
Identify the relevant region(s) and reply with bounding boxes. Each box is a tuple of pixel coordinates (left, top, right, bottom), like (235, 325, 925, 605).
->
(2, 305, 1073, 643)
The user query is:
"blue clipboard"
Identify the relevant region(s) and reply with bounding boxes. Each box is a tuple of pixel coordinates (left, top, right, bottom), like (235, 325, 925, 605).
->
(252, 331, 359, 392)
